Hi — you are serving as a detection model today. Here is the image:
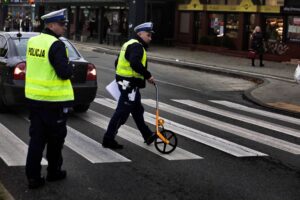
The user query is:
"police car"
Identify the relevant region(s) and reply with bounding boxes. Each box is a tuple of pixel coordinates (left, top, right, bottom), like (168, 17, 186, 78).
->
(0, 32, 97, 112)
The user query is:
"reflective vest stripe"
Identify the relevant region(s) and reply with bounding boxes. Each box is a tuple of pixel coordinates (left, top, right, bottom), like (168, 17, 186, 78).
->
(26, 78, 72, 87)
(116, 39, 147, 79)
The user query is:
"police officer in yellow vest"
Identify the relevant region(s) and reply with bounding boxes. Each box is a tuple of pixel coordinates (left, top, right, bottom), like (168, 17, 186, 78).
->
(25, 9, 74, 189)
(102, 22, 156, 149)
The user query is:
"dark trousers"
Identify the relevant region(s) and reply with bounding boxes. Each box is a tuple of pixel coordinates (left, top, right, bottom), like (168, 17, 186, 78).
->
(104, 86, 153, 141)
(26, 106, 68, 179)
(252, 54, 264, 66)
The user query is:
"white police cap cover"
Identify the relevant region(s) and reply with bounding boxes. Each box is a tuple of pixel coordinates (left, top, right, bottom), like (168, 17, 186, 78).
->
(41, 9, 67, 24)
(134, 22, 154, 33)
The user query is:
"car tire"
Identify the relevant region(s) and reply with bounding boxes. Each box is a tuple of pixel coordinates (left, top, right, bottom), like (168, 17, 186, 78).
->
(73, 104, 90, 113)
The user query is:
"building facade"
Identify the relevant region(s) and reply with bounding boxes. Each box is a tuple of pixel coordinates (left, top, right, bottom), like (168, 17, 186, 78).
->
(0, 0, 176, 45)
(2, 0, 300, 61)
(175, 0, 300, 61)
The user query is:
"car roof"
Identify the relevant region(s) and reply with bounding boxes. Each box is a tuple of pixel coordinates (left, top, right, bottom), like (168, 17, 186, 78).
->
(1, 32, 68, 41)
(2, 32, 39, 39)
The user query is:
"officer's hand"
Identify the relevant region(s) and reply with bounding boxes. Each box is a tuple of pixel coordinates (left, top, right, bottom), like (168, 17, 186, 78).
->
(147, 76, 155, 84)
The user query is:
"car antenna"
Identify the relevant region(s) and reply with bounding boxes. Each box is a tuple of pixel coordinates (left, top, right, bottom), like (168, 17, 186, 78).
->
(16, 30, 22, 42)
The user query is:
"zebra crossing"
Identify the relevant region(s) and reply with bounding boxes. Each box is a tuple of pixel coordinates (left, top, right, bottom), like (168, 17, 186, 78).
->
(142, 99, 300, 154)
(0, 97, 300, 167)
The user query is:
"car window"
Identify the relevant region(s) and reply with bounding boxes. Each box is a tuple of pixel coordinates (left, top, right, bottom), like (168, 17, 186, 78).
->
(13, 38, 28, 59)
(0, 36, 8, 57)
(62, 40, 80, 59)
(12, 38, 80, 59)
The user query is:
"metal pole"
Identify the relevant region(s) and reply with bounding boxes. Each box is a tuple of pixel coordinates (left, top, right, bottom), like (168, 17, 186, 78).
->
(128, 0, 145, 38)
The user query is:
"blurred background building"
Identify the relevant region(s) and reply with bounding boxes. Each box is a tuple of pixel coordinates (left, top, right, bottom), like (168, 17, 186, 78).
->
(1, 0, 300, 61)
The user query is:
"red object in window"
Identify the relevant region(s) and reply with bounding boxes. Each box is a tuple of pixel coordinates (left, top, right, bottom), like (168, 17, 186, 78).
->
(28, 0, 35, 4)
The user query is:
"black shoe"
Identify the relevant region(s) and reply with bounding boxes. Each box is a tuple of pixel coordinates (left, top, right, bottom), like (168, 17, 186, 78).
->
(46, 170, 67, 182)
(102, 139, 123, 149)
(28, 177, 45, 189)
(145, 133, 157, 145)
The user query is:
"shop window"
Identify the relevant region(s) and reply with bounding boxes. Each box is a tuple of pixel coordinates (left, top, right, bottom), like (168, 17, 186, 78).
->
(225, 14, 239, 38)
(208, 13, 224, 37)
(265, 17, 283, 42)
(179, 12, 190, 33)
(287, 16, 300, 42)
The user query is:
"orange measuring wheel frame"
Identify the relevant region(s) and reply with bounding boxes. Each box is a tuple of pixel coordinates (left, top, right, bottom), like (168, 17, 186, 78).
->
(153, 83, 177, 154)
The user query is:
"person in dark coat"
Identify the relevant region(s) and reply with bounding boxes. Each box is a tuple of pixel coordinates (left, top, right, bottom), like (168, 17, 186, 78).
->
(251, 26, 265, 67)
(102, 22, 156, 149)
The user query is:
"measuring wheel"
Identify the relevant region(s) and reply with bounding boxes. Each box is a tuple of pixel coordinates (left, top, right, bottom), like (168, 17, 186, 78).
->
(154, 130, 177, 154)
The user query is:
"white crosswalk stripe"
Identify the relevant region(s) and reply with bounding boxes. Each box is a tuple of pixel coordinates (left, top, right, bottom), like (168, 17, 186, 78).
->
(173, 99, 300, 138)
(0, 123, 47, 166)
(94, 98, 267, 157)
(66, 127, 130, 163)
(75, 110, 202, 160)
(20, 115, 130, 164)
(2, 96, 299, 167)
(142, 99, 300, 155)
(210, 100, 300, 126)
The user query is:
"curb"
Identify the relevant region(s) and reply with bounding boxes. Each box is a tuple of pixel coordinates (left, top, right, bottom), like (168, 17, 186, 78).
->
(93, 47, 263, 83)
(244, 79, 300, 118)
(92, 47, 300, 117)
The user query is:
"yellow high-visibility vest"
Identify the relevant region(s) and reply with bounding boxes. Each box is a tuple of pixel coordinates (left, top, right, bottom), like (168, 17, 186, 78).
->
(116, 39, 147, 79)
(25, 33, 74, 101)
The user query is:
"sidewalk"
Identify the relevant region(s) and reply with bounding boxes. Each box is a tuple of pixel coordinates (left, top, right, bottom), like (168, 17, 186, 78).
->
(77, 40, 300, 116)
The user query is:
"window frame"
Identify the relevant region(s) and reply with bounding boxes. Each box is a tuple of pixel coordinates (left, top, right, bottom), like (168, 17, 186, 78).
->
(0, 35, 8, 58)
(287, 15, 300, 43)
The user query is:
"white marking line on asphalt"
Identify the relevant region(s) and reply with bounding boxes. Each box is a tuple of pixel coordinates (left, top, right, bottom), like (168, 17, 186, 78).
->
(0, 123, 47, 166)
(173, 100, 300, 139)
(210, 100, 300, 126)
(66, 127, 130, 163)
(94, 98, 267, 157)
(21, 115, 130, 164)
(142, 99, 300, 155)
(76, 110, 202, 160)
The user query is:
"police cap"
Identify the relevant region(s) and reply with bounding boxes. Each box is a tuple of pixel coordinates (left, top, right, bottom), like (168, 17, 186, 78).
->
(41, 9, 68, 24)
(134, 22, 154, 33)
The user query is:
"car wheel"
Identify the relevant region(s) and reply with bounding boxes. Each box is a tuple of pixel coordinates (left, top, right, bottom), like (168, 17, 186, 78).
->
(73, 104, 90, 113)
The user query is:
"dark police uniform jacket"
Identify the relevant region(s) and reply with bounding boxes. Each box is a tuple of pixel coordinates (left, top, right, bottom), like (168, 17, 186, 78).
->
(115, 35, 152, 89)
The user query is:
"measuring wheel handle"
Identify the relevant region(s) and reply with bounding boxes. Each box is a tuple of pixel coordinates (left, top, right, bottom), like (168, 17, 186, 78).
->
(154, 129, 177, 154)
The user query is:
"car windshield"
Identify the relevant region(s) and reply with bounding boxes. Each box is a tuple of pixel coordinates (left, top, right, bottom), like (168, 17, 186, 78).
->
(13, 38, 80, 59)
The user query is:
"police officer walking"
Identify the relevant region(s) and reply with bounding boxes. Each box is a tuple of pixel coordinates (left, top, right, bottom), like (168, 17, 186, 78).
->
(25, 9, 74, 189)
(102, 22, 156, 149)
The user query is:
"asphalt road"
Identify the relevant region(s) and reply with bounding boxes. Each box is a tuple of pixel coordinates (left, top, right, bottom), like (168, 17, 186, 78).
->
(0, 48, 299, 200)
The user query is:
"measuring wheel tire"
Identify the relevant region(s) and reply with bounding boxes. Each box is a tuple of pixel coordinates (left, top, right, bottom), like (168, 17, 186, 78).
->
(154, 130, 177, 154)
